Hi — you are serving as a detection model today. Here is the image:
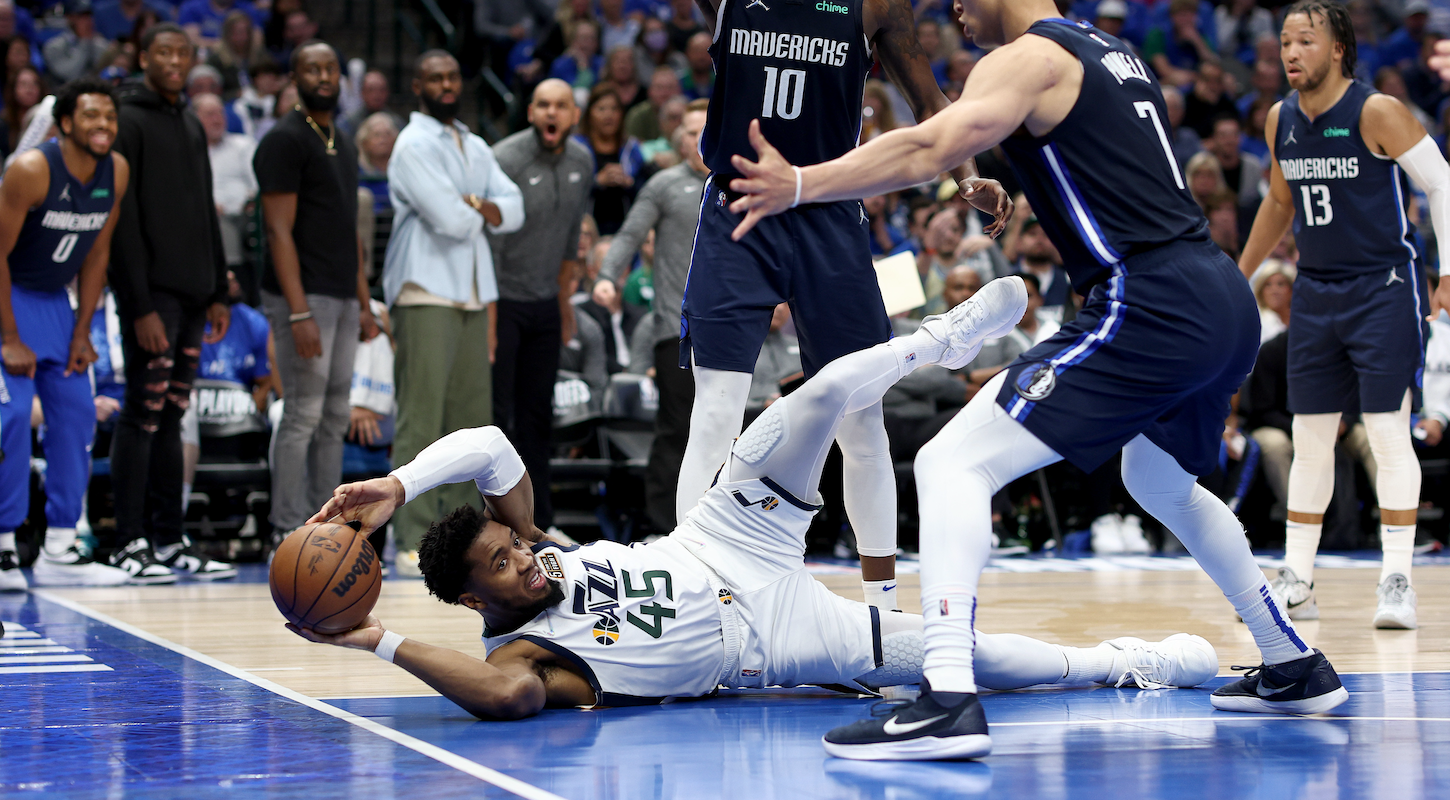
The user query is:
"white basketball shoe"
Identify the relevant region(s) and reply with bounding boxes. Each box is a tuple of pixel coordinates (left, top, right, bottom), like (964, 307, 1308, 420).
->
(32, 545, 131, 587)
(919, 276, 1029, 369)
(1267, 566, 1319, 620)
(0, 549, 27, 592)
(1099, 634, 1220, 689)
(1373, 573, 1417, 630)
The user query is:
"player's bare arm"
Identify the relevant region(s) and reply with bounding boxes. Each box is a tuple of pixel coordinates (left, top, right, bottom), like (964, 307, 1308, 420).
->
(67, 153, 129, 376)
(865, 0, 1011, 235)
(0, 152, 55, 379)
(1237, 102, 1294, 280)
(727, 33, 1078, 239)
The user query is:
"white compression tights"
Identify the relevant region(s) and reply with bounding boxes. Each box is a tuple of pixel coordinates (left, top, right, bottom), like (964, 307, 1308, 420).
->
(853, 610, 1078, 691)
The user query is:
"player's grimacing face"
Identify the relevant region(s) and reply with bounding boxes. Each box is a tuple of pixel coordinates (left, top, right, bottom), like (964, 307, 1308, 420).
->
(63, 94, 118, 159)
(464, 522, 556, 613)
(1281, 13, 1336, 92)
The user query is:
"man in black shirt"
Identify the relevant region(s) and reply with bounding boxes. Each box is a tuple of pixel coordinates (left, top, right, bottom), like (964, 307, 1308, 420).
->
(255, 39, 378, 542)
(108, 23, 238, 584)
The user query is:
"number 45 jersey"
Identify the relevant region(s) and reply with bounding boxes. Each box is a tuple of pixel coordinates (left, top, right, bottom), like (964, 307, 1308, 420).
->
(701, 0, 871, 175)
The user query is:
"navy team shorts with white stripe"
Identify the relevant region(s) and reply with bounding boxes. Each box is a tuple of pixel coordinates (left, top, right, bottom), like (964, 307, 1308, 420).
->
(1287, 264, 1427, 415)
(680, 177, 891, 377)
(996, 235, 1260, 477)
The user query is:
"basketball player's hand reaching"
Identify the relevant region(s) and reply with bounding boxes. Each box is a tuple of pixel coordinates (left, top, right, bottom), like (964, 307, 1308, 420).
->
(286, 614, 384, 652)
(959, 178, 1013, 237)
(307, 476, 406, 536)
(728, 120, 799, 240)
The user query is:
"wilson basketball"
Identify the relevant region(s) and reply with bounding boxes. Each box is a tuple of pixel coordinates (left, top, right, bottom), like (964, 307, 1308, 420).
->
(269, 522, 383, 635)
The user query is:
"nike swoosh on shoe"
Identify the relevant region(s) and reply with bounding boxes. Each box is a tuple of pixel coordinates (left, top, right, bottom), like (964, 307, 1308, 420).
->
(882, 714, 947, 734)
(1256, 682, 1295, 698)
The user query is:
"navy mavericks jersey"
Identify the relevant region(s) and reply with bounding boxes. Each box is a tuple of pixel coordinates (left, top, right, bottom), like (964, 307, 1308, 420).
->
(9, 138, 114, 293)
(999, 19, 1205, 291)
(1276, 81, 1418, 281)
(702, 0, 871, 174)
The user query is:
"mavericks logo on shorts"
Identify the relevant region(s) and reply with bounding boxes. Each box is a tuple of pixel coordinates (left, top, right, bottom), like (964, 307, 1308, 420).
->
(1016, 363, 1057, 401)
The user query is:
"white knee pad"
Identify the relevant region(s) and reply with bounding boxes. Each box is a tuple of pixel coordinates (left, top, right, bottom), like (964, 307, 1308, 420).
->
(1362, 395, 1420, 511)
(732, 400, 789, 465)
(1287, 413, 1340, 515)
(854, 630, 924, 689)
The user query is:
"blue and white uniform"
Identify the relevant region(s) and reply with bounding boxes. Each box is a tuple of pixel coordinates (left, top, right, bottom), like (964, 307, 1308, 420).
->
(1275, 81, 1427, 415)
(682, 0, 889, 376)
(993, 19, 1259, 476)
(0, 139, 114, 533)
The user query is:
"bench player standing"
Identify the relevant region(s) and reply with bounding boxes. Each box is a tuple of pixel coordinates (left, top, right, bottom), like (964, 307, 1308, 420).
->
(678, 0, 1012, 611)
(729, 0, 1348, 760)
(0, 79, 131, 590)
(1236, 3, 1450, 630)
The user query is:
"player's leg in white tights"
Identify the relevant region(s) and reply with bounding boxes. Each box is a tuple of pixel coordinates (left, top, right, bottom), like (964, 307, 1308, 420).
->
(1120, 435, 1311, 665)
(1283, 412, 1340, 584)
(834, 401, 898, 592)
(1362, 392, 1420, 584)
(676, 364, 751, 523)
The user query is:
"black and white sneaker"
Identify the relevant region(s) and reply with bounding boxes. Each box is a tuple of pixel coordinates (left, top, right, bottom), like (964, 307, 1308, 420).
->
(823, 679, 991, 761)
(155, 536, 237, 581)
(1210, 649, 1349, 714)
(109, 538, 178, 585)
(0, 550, 27, 592)
(32, 545, 131, 586)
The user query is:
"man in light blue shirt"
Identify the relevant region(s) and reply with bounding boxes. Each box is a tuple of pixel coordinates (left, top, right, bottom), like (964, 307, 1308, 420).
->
(381, 49, 524, 574)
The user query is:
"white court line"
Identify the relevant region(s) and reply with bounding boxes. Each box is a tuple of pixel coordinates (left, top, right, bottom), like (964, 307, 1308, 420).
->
(991, 715, 1450, 728)
(0, 664, 112, 675)
(33, 591, 565, 800)
(0, 638, 59, 647)
(0, 654, 92, 664)
(0, 647, 75, 655)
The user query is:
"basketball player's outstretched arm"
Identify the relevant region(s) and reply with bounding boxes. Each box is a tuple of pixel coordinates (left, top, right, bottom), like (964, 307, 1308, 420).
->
(1238, 103, 1294, 281)
(726, 34, 1076, 239)
(0, 151, 53, 379)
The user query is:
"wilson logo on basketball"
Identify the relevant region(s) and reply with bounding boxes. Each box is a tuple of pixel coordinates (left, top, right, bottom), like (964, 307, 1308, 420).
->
(331, 547, 376, 597)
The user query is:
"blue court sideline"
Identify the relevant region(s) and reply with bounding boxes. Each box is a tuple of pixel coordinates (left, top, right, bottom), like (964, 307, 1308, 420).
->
(3, 590, 1448, 799)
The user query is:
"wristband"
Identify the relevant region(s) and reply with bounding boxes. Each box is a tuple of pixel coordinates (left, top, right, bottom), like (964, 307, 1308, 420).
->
(289, 311, 314, 323)
(790, 165, 803, 209)
(375, 630, 405, 663)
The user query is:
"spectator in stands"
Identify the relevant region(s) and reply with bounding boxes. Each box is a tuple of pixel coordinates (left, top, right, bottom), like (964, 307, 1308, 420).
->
(43, 1, 110, 86)
(1183, 61, 1239, 139)
(943, 50, 975, 99)
(1214, 0, 1273, 68)
(1241, 329, 1293, 523)
(1012, 272, 1060, 348)
(1160, 85, 1202, 170)
(575, 82, 643, 235)
(355, 111, 396, 213)
(490, 78, 594, 532)
(1236, 56, 1285, 120)
(666, 0, 702, 53)
(559, 270, 608, 401)
(578, 212, 598, 262)
(255, 40, 379, 546)
(1241, 93, 1274, 163)
(194, 93, 258, 302)
(1374, 66, 1437, 136)
(551, 19, 602, 92)
(1011, 216, 1069, 320)
(273, 9, 319, 68)
(206, 9, 263, 99)
(232, 58, 283, 139)
(680, 31, 714, 100)
(599, 0, 639, 56)
(1381, 1, 1431, 72)
(746, 303, 801, 415)
(1205, 114, 1263, 214)
(1204, 189, 1240, 260)
(179, 0, 263, 49)
(1144, 0, 1218, 88)
(634, 16, 680, 82)
(624, 66, 680, 143)
(1421, 296, 1448, 450)
(382, 50, 523, 574)
(5, 36, 30, 79)
(1253, 259, 1294, 346)
(637, 94, 685, 168)
(475, 0, 554, 84)
(345, 298, 395, 490)
(861, 80, 898, 142)
(95, 0, 170, 42)
(1404, 31, 1446, 119)
(1094, 0, 1129, 43)
(864, 194, 906, 256)
(108, 23, 234, 583)
(186, 64, 225, 100)
(1, 66, 44, 159)
(603, 45, 645, 112)
(1185, 150, 1227, 210)
(915, 19, 949, 86)
(579, 246, 643, 375)
(341, 69, 400, 135)
(917, 208, 964, 317)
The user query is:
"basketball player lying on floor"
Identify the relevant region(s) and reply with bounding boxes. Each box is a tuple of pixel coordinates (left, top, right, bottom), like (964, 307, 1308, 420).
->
(290, 278, 1219, 719)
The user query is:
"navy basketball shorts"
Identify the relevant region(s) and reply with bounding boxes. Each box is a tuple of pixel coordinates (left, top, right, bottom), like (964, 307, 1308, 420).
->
(1287, 264, 1427, 415)
(680, 177, 891, 377)
(995, 237, 1260, 477)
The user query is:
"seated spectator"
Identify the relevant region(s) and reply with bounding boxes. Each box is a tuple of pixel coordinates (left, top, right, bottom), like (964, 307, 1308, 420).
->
(861, 80, 898, 142)
(195, 93, 258, 299)
(1420, 296, 1448, 451)
(1378, 0, 1428, 74)
(1235, 55, 1284, 120)
(355, 111, 398, 213)
(622, 228, 654, 311)
(1, 65, 44, 160)
(746, 304, 801, 415)
(603, 44, 645, 112)
(1203, 189, 1240, 260)
(1403, 33, 1446, 119)
(888, 194, 939, 257)
(915, 18, 949, 86)
(88, 289, 126, 439)
(579, 239, 644, 373)
(1144, 0, 1218, 88)
(942, 51, 975, 100)
(1240, 331, 1292, 521)
(560, 272, 609, 401)
(94, 0, 171, 42)
(1182, 61, 1239, 139)
(1093, 0, 1130, 43)
(1252, 259, 1294, 345)
(665, 0, 702, 54)
(263, 0, 301, 54)
(1161, 85, 1202, 170)
(550, 18, 602, 92)
(179, 0, 264, 48)
(637, 94, 686, 168)
(346, 299, 397, 471)
(625, 65, 681, 143)
(864, 194, 906, 257)
(43, 1, 110, 86)
(1214, 0, 1272, 68)
(271, 8, 318, 67)
(1374, 65, 1437, 136)
(1185, 150, 1227, 210)
(575, 82, 644, 235)
(634, 16, 682, 85)
(1011, 272, 1060, 348)
(1010, 216, 1070, 321)
(341, 69, 402, 135)
(598, 0, 640, 57)
(1204, 113, 1263, 215)
(206, 9, 264, 99)
(1241, 93, 1274, 164)
(231, 58, 283, 139)
(680, 31, 713, 100)
(917, 208, 965, 317)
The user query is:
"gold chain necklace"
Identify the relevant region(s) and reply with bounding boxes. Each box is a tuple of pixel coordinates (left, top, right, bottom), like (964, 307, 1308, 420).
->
(297, 104, 336, 155)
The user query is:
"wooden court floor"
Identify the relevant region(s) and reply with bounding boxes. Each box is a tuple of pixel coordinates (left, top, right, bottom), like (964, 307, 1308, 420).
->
(40, 564, 1450, 700)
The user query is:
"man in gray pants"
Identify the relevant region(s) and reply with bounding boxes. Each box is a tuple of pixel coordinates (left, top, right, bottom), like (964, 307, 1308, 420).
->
(597, 99, 708, 532)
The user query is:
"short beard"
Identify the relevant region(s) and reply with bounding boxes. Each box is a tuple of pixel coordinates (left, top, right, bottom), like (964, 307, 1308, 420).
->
(68, 130, 110, 161)
(1298, 61, 1334, 93)
(484, 579, 567, 637)
(298, 86, 339, 113)
(422, 92, 459, 121)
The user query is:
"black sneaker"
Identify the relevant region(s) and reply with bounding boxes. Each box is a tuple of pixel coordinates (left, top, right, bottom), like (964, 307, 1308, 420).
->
(0, 549, 27, 592)
(155, 536, 237, 581)
(1210, 649, 1349, 714)
(823, 679, 992, 761)
(109, 538, 178, 585)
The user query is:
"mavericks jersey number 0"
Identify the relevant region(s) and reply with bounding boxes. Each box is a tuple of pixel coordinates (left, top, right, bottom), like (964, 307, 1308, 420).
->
(702, 0, 872, 174)
(8, 138, 114, 293)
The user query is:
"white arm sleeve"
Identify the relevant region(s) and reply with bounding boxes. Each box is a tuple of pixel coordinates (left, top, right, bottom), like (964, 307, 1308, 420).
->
(389, 426, 527, 503)
(1394, 135, 1450, 276)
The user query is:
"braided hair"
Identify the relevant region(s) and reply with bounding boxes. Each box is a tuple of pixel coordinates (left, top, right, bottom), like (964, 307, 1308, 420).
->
(1284, 1, 1358, 79)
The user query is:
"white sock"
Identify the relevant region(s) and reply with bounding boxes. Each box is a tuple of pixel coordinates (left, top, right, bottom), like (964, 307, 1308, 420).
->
(921, 587, 978, 693)
(1060, 643, 1118, 685)
(1283, 520, 1321, 584)
(182, 482, 192, 514)
(0, 531, 15, 553)
(43, 527, 77, 556)
(1227, 581, 1312, 665)
(862, 579, 898, 611)
(1380, 524, 1415, 584)
(887, 330, 946, 377)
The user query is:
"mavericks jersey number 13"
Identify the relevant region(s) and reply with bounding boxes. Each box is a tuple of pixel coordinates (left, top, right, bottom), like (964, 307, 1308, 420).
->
(702, 0, 872, 175)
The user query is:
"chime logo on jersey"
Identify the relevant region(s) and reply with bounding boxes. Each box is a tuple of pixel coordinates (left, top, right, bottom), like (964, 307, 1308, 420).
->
(540, 552, 565, 580)
(731, 490, 779, 511)
(1016, 363, 1057, 401)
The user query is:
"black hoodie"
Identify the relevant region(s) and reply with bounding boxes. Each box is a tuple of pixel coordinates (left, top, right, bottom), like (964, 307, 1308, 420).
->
(107, 80, 227, 318)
